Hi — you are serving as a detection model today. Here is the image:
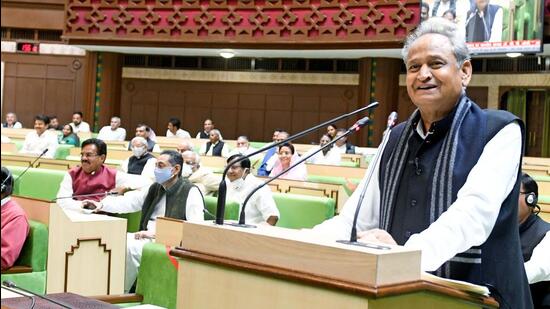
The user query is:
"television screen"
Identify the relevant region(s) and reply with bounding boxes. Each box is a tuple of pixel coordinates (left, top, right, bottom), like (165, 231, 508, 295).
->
(420, 0, 544, 54)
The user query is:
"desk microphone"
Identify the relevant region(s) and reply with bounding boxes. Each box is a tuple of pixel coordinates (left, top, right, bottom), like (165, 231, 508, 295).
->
(231, 116, 371, 228)
(3, 280, 72, 309)
(215, 102, 380, 225)
(337, 111, 398, 249)
(1, 148, 48, 192)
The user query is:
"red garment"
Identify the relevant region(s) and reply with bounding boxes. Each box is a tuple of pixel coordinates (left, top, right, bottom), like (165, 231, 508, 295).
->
(1, 199, 29, 270)
(69, 165, 117, 201)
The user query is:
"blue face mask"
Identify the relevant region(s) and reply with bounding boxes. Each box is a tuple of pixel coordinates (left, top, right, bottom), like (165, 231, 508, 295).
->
(154, 167, 174, 184)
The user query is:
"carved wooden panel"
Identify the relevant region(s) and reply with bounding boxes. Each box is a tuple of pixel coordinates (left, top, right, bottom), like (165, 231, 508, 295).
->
(64, 0, 420, 47)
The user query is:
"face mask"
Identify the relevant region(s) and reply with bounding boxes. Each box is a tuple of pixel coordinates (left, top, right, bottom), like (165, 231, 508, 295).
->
(154, 167, 174, 184)
(132, 147, 146, 158)
(181, 164, 193, 178)
(237, 147, 248, 154)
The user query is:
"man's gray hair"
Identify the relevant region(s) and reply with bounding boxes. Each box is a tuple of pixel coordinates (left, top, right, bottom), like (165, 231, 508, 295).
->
(111, 116, 121, 122)
(178, 140, 194, 152)
(237, 135, 249, 142)
(131, 136, 147, 147)
(402, 17, 470, 67)
(182, 150, 201, 164)
(210, 129, 221, 137)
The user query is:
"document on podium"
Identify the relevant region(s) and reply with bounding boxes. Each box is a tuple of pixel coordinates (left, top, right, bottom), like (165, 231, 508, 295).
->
(421, 272, 490, 296)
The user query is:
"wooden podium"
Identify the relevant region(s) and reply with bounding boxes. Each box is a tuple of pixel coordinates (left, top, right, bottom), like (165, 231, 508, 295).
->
(170, 221, 498, 309)
(46, 204, 126, 296)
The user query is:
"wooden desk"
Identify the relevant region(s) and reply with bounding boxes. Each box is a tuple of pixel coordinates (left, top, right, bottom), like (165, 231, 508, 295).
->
(306, 163, 367, 179)
(105, 140, 129, 150)
(1, 290, 119, 308)
(1, 128, 34, 141)
(46, 204, 126, 296)
(12, 196, 51, 225)
(156, 217, 185, 247)
(171, 222, 496, 309)
(1, 143, 18, 153)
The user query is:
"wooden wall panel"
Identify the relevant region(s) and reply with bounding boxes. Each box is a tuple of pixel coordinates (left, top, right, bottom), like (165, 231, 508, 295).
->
(1, 53, 87, 128)
(121, 79, 359, 145)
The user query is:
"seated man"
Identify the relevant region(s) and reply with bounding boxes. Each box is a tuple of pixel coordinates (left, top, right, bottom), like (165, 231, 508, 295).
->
(56, 138, 145, 211)
(334, 128, 356, 154)
(2, 112, 22, 129)
(225, 154, 279, 226)
(176, 140, 194, 154)
(518, 173, 550, 307)
(83, 150, 205, 292)
(199, 129, 229, 157)
(97, 116, 127, 141)
(47, 115, 64, 131)
(196, 118, 222, 140)
(229, 136, 259, 159)
(166, 118, 191, 139)
(182, 151, 220, 196)
(129, 124, 160, 153)
(69, 111, 91, 133)
(257, 130, 288, 177)
(304, 134, 341, 166)
(120, 137, 156, 181)
(1, 167, 30, 270)
(20, 114, 58, 158)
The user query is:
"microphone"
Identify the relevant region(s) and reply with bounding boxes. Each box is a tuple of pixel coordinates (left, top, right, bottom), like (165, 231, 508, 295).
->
(215, 102, 380, 225)
(1, 148, 49, 191)
(386, 111, 398, 131)
(1, 284, 36, 308)
(2, 280, 72, 309)
(230, 116, 371, 228)
(52, 191, 118, 202)
(336, 112, 399, 250)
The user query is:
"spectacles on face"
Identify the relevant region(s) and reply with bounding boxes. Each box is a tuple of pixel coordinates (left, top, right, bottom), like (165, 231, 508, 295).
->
(80, 152, 100, 158)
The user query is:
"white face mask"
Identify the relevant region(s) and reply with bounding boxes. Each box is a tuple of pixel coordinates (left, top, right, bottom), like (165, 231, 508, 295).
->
(132, 146, 147, 158)
(181, 163, 193, 178)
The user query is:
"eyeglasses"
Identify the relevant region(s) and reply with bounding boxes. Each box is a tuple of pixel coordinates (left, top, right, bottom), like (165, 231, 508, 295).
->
(80, 152, 100, 158)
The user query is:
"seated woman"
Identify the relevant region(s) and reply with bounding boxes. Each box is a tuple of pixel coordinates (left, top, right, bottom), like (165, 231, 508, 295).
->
(58, 124, 80, 147)
(303, 134, 341, 166)
(269, 143, 307, 181)
(326, 124, 338, 140)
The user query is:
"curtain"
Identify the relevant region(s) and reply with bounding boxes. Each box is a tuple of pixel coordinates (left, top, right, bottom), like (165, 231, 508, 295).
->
(506, 88, 527, 123)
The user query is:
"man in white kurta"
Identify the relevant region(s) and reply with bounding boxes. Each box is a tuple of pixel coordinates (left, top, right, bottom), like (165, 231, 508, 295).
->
(84, 151, 204, 292)
(20, 115, 58, 159)
(226, 154, 279, 226)
(97, 117, 127, 141)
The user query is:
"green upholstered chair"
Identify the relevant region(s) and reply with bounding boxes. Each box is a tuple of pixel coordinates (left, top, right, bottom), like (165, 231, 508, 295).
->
(273, 193, 335, 229)
(112, 211, 142, 233)
(16, 168, 66, 201)
(54, 145, 74, 159)
(1, 220, 49, 295)
(307, 175, 361, 196)
(96, 242, 179, 308)
(5, 166, 25, 196)
(203, 196, 240, 220)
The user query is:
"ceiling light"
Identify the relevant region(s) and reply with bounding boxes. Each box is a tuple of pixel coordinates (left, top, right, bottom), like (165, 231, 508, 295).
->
(506, 52, 522, 58)
(219, 50, 235, 59)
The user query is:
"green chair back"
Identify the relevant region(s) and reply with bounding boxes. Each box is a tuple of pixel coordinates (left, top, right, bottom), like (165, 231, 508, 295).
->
(1, 220, 48, 294)
(273, 193, 335, 229)
(16, 168, 66, 201)
(112, 211, 142, 233)
(54, 145, 74, 159)
(136, 242, 178, 309)
(203, 196, 240, 220)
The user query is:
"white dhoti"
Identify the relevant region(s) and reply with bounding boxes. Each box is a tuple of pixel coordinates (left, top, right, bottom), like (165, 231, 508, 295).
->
(125, 233, 153, 292)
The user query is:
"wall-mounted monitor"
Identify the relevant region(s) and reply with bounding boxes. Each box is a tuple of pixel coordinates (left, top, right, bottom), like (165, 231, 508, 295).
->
(420, 0, 544, 55)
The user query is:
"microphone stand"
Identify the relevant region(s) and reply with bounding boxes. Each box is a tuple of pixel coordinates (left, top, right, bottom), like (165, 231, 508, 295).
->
(1, 149, 49, 189)
(1, 285, 35, 309)
(336, 117, 397, 250)
(215, 102, 380, 225)
(229, 117, 371, 228)
(53, 191, 117, 201)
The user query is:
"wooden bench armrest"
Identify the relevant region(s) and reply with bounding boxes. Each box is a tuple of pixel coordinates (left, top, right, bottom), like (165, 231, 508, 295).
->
(91, 293, 144, 304)
(1, 265, 33, 274)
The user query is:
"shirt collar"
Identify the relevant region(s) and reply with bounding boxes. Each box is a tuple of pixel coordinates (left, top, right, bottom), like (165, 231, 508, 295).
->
(413, 98, 460, 141)
(1, 196, 11, 207)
